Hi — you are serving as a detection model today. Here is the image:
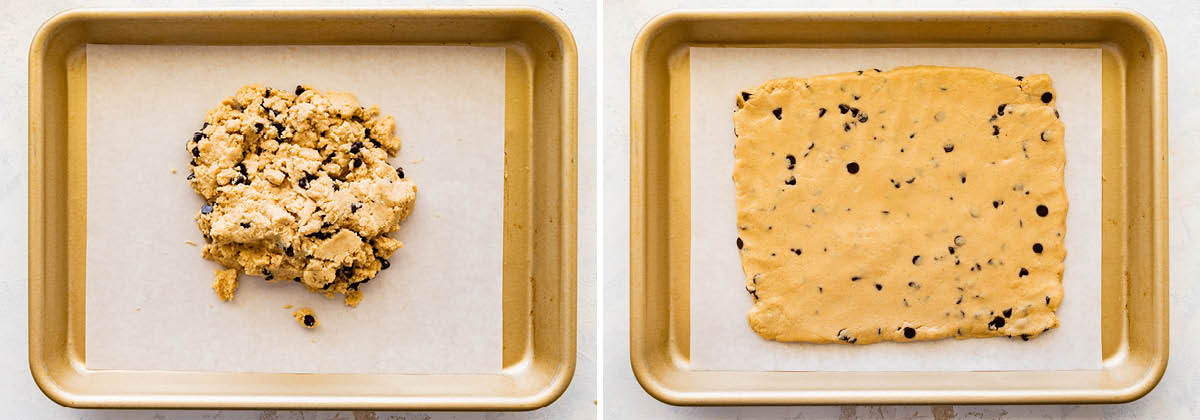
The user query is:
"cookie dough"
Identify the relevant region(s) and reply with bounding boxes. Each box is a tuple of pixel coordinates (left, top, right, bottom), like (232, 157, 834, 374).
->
(293, 308, 318, 328)
(733, 66, 1066, 344)
(188, 84, 416, 306)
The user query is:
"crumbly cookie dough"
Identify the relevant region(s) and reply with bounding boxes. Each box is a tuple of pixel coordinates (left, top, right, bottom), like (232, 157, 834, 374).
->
(293, 308, 318, 328)
(733, 66, 1066, 344)
(188, 84, 416, 306)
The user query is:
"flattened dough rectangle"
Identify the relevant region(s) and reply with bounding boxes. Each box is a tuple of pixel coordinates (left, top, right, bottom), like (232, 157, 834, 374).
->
(733, 66, 1066, 344)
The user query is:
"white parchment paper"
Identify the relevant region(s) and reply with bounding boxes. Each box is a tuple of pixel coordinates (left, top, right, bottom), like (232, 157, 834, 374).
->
(85, 44, 504, 374)
(690, 48, 1102, 371)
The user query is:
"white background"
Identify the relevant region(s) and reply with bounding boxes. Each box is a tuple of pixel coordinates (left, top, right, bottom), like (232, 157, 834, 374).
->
(0, 0, 595, 419)
(604, 0, 1198, 419)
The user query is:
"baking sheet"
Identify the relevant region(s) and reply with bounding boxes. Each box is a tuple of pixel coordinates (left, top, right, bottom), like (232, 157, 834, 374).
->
(85, 44, 504, 374)
(690, 47, 1102, 371)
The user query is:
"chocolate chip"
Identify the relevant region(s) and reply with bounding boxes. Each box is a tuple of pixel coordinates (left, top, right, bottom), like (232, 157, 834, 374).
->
(772, 108, 782, 120)
(285, 245, 294, 256)
(240, 222, 250, 228)
(1033, 243, 1043, 253)
(295, 85, 306, 95)
(1016, 76, 1024, 81)
(191, 147, 200, 157)
(903, 327, 916, 339)
(1041, 92, 1053, 103)
(351, 202, 362, 213)
(321, 282, 332, 290)
(302, 314, 316, 327)
(364, 128, 372, 138)
(818, 108, 826, 118)
(858, 113, 868, 123)
(997, 104, 1007, 116)
(1019, 268, 1029, 277)
(846, 162, 859, 174)
(1036, 205, 1049, 217)
(948, 246, 955, 254)
(785, 176, 796, 185)
(293, 277, 301, 283)
(791, 248, 802, 255)
(201, 204, 213, 214)
(874, 283, 883, 291)
(309, 231, 333, 240)
(379, 258, 390, 270)
(350, 143, 362, 154)
(1046, 296, 1051, 304)
(1003, 308, 1013, 318)
(992, 200, 1001, 208)
(944, 144, 954, 153)
(371, 140, 382, 148)
(992, 125, 1000, 136)
(202, 122, 209, 130)
(912, 255, 921, 265)
(351, 158, 362, 169)
(741, 92, 751, 101)
(192, 132, 204, 142)
(785, 154, 796, 170)
(736, 237, 743, 249)
(254, 122, 264, 132)
(396, 167, 405, 179)
(838, 104, 849, 114)
(988, 316, 1005, 330)
(849, 107, 859, 117)
(851, 276, 861, 282)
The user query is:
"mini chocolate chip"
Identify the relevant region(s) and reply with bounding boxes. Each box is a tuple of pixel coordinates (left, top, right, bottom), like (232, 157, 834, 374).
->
(1003, 308, 1013, 318)
(191, 147, 200, 157)
(302, 314, 316, 327)
(371, 140, 382, 148)
(1041, 131, 1050, 142)
(992, 200, 1001, 208)
(846, 162, 859, 174)
(1046, 296, 1051, 304)
(351, 202, 362, 213)
(293, 277, 301, 283)
(201, 204, 213, 214)
(379, 258, 390, 270)
(903, 327, 916, 339)
(849, 107, 859, 117)
(988, 316, 1005, 329)
(838, 104, 849, 114)
(351, 158, 362, 169)
(858, 113, 868, 123)
(1016, 75, 1024, 81)
(944, 144, 954, 153)
(773, 108, 782, 120)
(948, 246, 955, 254)
(818, 108, 827, 117)
(992, 125, 1000, 136)
(272, 122, 286, 136)
(785, 154, 796, 169)
(364, 128, 372, 138)
(736, 237, 743, 249)
(255, 122, 264, 132)
(1036, 205, 1049, 217)
(193, 132, 204, 142)
(202, 122, 209, 130)
(853, 95, 860, 101)
(348, 282, 360, 291)
(1020, 334, 1030, 341)
(187, 172, 195, 181)
(396, 167, 405, 179)
(997, 104, 1007, 116)
(298, 177, 308, 188)
(961, 174, 967, 184)
(908, 281, 917, 287)
(912, 255, 921, 265)
(741, 92, 751, 101)
(843, 123, 851, 132)
(1019, 268, 1029, 277)
(1033, 243, 1043, 253)
(791, 248, 802, 255)
(285, 245, 294, 256)
(1041, 92, 1053, 103)
(851, 276, 861, 282)
(295, 85, 306, 95)
(321, 282, 332, 290)
(874, 283, 883, 291)
(240, 222, 250, 228)
(785, 176, 796, 185)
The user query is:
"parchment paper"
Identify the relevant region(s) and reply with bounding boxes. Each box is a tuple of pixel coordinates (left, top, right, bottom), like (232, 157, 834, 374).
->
(85, 44, 504, 374)
(690, 48, 1102, 371)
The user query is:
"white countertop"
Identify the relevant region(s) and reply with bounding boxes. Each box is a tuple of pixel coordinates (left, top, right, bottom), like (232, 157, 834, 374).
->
(602, 0, 1197, 419)
(0, 0, 595, 419)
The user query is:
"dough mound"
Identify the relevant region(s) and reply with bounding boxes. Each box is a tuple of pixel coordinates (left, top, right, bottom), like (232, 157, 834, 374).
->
(187, 84, 416, 306)
(734, 66, 1066, 344)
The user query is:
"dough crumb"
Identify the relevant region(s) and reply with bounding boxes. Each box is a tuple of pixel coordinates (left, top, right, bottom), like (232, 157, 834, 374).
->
(283, 304, 293, 309)
(171, 168, 177, 174)
(212, 269, 239, 302)
(293, 308, 318, 328)
(185, 240, 198, 246)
